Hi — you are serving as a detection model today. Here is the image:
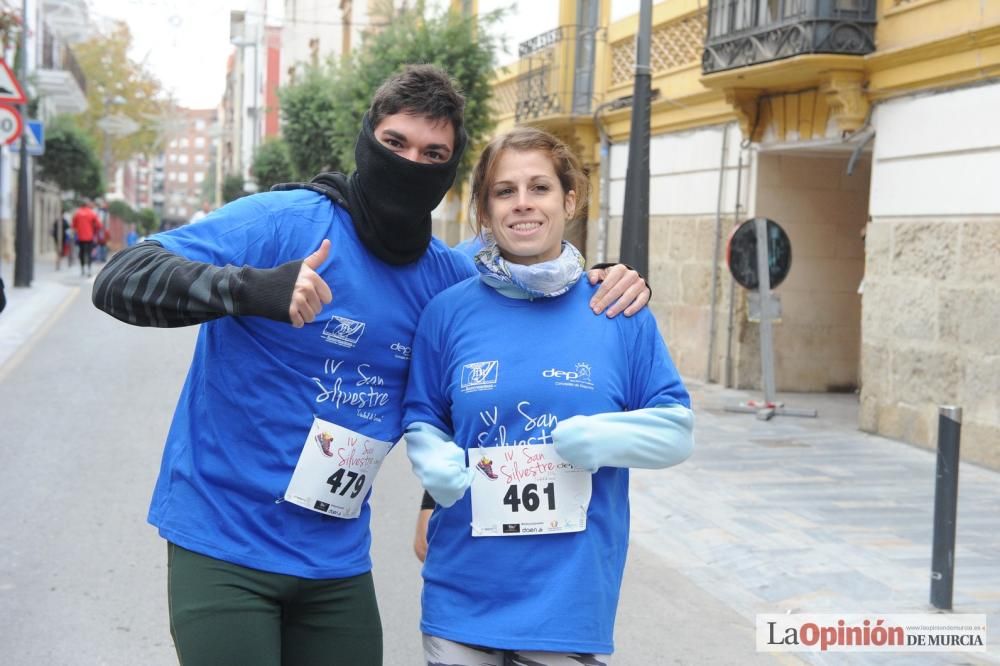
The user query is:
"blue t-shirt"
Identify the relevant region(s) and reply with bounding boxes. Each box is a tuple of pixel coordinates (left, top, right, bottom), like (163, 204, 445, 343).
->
(452, 235, 484, 257)
(147, 189, 474, 579)
(403, 277, 689, 654)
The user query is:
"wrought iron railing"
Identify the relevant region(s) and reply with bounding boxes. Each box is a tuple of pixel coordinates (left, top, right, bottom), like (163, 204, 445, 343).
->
(62, 46, 87, 95)
(702, 0, 876, 73)
(519, 27, 564, 57)
(515, 27, 567, 122)
(513, 25, 604, 122)
(40, 20, 88, 94)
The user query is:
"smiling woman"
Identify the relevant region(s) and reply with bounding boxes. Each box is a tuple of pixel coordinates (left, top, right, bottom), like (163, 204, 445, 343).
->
(402, 127, 695, 665)
(471, 127, 587, 266)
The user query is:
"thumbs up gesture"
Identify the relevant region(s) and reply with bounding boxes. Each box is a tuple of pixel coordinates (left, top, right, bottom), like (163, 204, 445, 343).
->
(289, 239, 334, 328)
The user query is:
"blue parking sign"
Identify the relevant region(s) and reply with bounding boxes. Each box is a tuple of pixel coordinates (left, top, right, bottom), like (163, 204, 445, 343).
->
(10, 119, 43, 155)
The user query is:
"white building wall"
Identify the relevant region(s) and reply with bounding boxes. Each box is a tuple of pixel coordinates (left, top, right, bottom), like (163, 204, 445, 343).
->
(869, 82, 1000, 217)
(281, 0, 346, 88)
(862, 80, 1000, 468)
(608, 123, 746, 219)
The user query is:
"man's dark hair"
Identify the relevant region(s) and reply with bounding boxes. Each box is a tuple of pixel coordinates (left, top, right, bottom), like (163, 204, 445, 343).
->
(369, 64, 465, 135)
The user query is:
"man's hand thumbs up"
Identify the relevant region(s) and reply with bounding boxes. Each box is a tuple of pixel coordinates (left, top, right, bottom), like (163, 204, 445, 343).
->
(289, 240, 334, 328)
(304, 239, 330, 271)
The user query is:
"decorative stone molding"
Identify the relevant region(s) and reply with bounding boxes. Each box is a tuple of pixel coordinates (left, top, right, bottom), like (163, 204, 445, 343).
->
(821, 70, 870, 133)
(725, 88, 762, 141)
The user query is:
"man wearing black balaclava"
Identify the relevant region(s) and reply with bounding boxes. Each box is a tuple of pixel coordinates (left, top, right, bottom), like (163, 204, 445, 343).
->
(91, 65, 649, 665)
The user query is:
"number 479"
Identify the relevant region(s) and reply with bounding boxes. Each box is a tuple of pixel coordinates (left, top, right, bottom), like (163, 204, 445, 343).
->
(327, 468, 366, 498)
(503, 482, 555, 512)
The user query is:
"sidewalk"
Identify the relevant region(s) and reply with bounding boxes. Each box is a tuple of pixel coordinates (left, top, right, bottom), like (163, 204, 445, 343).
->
(0, 254, 87, 375)
(630, 382, 1000, 664)
(3, 252, 997, 663)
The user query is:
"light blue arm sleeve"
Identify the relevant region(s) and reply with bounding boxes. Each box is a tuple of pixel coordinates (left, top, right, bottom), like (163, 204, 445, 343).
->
(552, 405, 694, 473)
(405, 422, 476, 508)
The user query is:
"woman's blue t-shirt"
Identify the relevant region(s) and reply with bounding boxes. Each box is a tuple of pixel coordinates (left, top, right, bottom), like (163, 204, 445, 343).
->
(403, 277, 689, 654)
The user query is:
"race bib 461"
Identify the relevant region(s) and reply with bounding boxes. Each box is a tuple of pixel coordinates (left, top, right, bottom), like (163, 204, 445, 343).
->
(470, 444, 591, 537)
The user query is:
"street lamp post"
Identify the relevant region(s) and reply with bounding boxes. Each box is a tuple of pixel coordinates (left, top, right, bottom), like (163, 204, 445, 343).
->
(97, 91, 127, 193)
(619, 0, 653, 278)
(13, 0, 31, 286)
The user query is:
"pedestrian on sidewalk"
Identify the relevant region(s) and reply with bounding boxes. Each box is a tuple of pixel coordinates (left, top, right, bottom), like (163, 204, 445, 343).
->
(188, 200, 212, 224)
(403, 127, 695, 666)
(52, 213, 71, 271)
(95, 198, 109, 263)
(92, 65, 651, 666)
(71, 199, 101, 277)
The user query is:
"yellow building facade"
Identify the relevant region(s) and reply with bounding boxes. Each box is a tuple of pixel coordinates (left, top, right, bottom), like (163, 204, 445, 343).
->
(455, 0, 999, 468)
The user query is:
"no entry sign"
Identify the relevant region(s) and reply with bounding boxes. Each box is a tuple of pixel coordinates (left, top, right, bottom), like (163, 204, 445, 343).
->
(727, 217, 792, 290)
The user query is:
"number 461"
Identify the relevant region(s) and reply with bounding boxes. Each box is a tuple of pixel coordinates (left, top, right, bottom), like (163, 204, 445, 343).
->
(503, 482, 555, 512)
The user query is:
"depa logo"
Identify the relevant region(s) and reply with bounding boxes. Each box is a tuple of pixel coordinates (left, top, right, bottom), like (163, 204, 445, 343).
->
(461, 361, 499, 392)
(390, 342, 411, 360)
(321, 315, 366, 348)
(543, 362, 593, 389)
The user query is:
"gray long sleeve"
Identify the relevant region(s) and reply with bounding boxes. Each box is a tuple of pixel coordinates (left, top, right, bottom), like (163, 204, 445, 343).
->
(92, 241, 301, 327)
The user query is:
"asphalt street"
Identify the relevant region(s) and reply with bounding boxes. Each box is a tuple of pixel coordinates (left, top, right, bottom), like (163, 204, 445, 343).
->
(0, 271, 789, 665)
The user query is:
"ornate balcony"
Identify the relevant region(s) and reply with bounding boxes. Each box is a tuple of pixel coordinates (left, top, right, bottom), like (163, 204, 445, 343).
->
(38, 22, 88, 115)
(702, 0, 876, 74)
(510, 24, 602, 124)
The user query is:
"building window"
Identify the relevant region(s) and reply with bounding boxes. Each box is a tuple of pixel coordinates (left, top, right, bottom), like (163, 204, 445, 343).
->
(194, 137, 206, 148)
(180, 138, 189, 148)
(178, 172, 189, 183)
(195, 172, 205, 183)
(195, 154, 205, 164)
(168, 172, 177, 181)
(169, 153, 177, 163)
(178, 154, 189, 165)
(169, 139, 178, 148)
(195, 119, 206, 131)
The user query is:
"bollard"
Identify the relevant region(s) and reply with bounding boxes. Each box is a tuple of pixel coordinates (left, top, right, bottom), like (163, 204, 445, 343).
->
(930, 405, 962, 610)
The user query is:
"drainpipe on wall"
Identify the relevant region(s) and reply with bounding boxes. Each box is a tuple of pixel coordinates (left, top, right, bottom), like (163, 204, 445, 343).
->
(707, 123, 731, 383)
(594, 105, 612, 265)
(724, 146, 745, 388)
(592, 96, 636, 264)
(592, 90, 661, 264)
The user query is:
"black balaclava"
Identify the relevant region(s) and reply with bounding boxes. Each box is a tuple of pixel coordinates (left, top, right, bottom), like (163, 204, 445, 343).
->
(344, 111, 467, 265)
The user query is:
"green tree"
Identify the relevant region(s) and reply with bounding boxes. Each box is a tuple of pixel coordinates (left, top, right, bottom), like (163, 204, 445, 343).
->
(251, 138, 296, 192)
(278, 65, 349, 177)
(279, 6, 502, 180)
(72, 22, 165, 169)
(222, 174, 248, 203)
(107, 199, 136, 223)
(37, 116, 104, 197)
(135, 208, 159, 236)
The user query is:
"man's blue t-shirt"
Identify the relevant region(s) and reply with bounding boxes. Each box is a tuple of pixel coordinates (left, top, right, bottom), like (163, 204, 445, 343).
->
(403, 277, 689, 654)
(147, 189, 474, 579)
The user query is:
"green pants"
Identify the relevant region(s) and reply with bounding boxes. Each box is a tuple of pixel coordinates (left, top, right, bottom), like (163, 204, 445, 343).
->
(167, 543, 383, 666)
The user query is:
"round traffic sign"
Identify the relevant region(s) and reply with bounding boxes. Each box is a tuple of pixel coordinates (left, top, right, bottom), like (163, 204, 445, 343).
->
(0, 104, 23, 146)
(726, 217, 792, 290)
